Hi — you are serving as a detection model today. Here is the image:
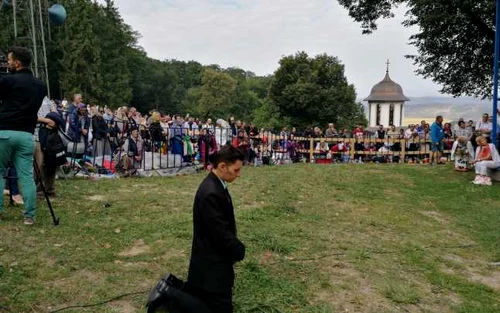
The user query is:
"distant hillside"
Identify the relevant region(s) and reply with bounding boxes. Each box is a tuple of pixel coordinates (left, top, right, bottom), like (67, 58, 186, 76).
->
(361, 97, 495, 123)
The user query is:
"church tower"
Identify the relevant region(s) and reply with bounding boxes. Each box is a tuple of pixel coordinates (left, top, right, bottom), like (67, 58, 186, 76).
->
(364, 61, 410, 127)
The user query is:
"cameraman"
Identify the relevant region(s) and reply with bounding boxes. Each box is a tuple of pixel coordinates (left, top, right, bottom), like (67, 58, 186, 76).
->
(0, 46, 47, 226)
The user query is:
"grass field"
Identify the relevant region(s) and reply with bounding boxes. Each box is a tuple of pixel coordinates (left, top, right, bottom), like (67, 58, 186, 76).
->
(1, 163, 500, 313)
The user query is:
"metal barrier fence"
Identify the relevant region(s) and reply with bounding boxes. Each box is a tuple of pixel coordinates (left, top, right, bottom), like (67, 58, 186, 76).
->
(58, 117, 463, 176)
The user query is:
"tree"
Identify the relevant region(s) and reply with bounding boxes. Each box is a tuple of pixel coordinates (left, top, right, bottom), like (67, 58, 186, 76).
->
(164, 59, 203, 113)
(55, 0, 104, 103)
(95, 0, 134, 107)
(338, 0, 496, 98)
(198, 68, 237, 119)
(0, 4, 15, 55)
(43, 0, 138, 106)
(269, 51, 366, 129)
(252, 99, 288, 131)
(223, 67, 268, 118)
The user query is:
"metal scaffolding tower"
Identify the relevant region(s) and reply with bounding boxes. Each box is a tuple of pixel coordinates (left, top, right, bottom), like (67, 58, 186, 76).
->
(11, 0, 51, 97)
(492, 0, 500, 145)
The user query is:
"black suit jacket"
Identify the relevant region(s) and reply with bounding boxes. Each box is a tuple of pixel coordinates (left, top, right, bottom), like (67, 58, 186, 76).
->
(187, 172, 245, 294)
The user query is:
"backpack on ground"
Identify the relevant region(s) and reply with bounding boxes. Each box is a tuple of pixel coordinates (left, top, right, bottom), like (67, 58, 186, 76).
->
(41, 126, 68, 167)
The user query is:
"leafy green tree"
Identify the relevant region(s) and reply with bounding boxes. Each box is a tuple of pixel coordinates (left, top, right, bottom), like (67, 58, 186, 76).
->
(55, 0, 104, 103)
(198, 68, 237, 118)
(246, 75, 273, 99)
(127, 47, 155, 110)
(222, 67, 267, 119)
(52, 0, 137, 107)
(95, 0, 134, 107)
(0, 4, 15, 55)
(252, 99, 288, 131)
(338, 0, 495, 98)
(269, 51, 366, 129)
(182, 86, 201, 116)
(164, 59, 203, 113)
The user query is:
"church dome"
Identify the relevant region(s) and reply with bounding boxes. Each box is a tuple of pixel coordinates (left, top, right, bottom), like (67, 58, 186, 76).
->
(364, 71, 410, 102)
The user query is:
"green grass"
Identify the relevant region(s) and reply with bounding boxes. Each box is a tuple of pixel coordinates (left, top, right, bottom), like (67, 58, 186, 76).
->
(1, 163, 500, 312)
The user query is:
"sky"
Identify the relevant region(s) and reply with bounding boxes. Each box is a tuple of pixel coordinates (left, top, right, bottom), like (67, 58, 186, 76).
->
(99, 0, 446, 98)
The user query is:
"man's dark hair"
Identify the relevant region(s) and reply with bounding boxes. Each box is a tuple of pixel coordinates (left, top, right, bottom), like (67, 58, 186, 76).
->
(213, 144, 244, 168)
(8, 46, 32, 68)
(458, 120, 465, 126)
(436, 115, 443, 120)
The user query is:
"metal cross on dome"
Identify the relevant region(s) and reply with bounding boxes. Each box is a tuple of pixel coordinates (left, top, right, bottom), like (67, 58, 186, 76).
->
(386, 59, 390, 73)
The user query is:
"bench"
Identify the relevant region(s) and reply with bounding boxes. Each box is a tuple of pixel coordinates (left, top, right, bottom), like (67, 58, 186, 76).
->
(491, 168, 500, 181)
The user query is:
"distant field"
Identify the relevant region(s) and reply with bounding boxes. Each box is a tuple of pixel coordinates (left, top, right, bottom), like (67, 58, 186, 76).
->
(1, 164, 500, 312)
(403, 117, 454, 125)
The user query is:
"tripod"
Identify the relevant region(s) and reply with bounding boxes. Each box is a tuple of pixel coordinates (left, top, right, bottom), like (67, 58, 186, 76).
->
(4, 164, 15, 207)
(4, 159, 60, 226)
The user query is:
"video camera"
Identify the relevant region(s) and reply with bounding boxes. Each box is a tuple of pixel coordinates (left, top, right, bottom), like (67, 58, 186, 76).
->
(0, 55, 8, 75)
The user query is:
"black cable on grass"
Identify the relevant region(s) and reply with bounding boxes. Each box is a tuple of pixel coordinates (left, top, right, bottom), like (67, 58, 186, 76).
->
(48, 290, 148, 313)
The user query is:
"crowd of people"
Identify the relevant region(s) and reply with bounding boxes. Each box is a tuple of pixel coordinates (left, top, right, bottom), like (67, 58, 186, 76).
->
(35, 95, 499, 181)
(3, 91, 500, 218)
(1, 50, 499, 219)
(28, 94, 500, 178)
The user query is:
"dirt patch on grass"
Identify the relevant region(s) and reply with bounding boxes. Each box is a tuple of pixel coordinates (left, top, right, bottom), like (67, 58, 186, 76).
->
(259, 251, 277, 265)
(114, 260, 150, 267)
(163, 189, 193, 196)
(313, 262, 394, 312)
(440, 254, 500, 291)
(469, 270, 500, 291)
(86, 194, 106, 201)
(383, 188, 405, 199)
(240, 201, 266, 210)
(158, 247, 187, 261)
(387, 173, 416, 187)
(52, 269, 105, 290)
(119, 239, 151, 257)
(420, 211, 449, 224)
(39, 252, 56, 266)
(315, 259, 465, 313)
(108, 300, 137, 313)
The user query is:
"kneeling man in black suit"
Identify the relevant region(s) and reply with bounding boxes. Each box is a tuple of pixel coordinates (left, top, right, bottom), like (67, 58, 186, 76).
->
(147, 144, 246, 313)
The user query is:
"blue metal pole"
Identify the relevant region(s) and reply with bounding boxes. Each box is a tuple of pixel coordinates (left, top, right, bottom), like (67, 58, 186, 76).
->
(491, 0, 500, 144)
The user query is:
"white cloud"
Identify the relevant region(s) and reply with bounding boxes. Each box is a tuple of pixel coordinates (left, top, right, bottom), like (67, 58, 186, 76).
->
(98, 0, 445, 97)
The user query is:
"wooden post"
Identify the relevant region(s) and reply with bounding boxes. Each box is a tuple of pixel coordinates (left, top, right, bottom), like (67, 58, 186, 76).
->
(349, 138, 355, 162)
(401, 138, 406, 163)
(309, 138, 314, 162)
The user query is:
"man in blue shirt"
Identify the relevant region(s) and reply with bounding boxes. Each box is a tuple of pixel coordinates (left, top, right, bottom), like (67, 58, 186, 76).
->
(430, 115, 445, 165)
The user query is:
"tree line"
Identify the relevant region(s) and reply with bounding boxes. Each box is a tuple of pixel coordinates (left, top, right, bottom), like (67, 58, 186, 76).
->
(0, 0, 366, 130)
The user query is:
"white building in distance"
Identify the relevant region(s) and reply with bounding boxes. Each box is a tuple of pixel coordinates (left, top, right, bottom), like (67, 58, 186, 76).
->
(364, 62, 410, 128)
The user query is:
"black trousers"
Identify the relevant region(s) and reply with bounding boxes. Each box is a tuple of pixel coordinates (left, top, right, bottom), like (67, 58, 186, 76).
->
(165, 283, 233, 313)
